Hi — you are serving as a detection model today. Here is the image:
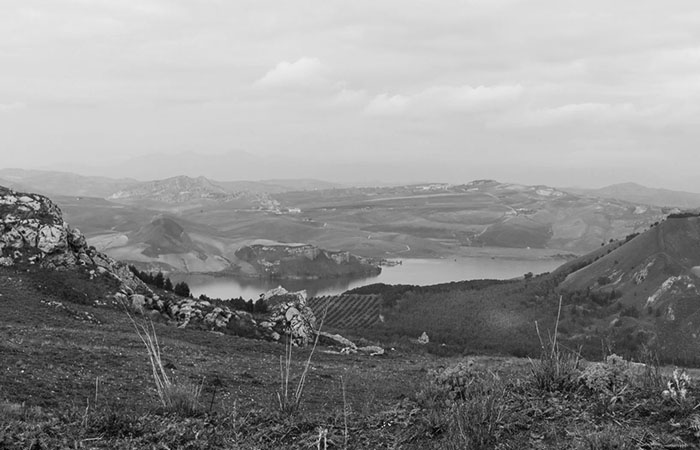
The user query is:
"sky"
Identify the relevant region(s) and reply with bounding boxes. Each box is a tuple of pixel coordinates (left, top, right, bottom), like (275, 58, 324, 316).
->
(1, 0, 700, 189)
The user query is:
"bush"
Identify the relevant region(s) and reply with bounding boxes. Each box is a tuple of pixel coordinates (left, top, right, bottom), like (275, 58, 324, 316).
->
(580, 354, 631, 404)
(425, 360, 480, 403)
(442, 372, 507, 449)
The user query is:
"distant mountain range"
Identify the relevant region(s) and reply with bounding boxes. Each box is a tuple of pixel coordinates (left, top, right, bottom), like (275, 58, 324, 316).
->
(565, 182, 700, 208)
(0, 168, 342, 200)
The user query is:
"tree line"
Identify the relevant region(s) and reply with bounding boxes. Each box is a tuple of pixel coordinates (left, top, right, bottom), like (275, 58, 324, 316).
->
(129, 266, 191, 298)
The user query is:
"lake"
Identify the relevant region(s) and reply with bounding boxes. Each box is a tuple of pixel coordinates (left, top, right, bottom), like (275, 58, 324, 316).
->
(172, 256, 567, 300)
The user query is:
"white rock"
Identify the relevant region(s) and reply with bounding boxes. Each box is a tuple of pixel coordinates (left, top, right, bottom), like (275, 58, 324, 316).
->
(37, 225, 66, 253)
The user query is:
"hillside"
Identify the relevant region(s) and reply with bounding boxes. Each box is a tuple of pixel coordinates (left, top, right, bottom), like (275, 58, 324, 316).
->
(566, 182, 700, 208)
(347, 214, 700, 364)
(275, 180, 666, 255)
(0, 168, 138, 198)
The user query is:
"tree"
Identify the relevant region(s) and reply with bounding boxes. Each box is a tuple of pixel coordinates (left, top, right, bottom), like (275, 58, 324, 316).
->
(173, 281, 191, 298)
(153, 272, 165, 289)
(163, 278, 173, 291)
(254, 298, 268, 314)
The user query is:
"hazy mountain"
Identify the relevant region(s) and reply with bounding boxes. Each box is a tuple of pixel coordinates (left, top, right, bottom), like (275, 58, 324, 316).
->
(109, 175, 231, 204)
(0, 168, 138, 198)
(565, 182, 700, 208)
(214, 178, 342, 194)
(84, 150, 276, 181)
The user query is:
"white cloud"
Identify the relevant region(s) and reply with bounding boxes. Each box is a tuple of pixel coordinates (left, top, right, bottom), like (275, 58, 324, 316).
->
(332, 88, 369, 107)
(0, 102, 26, 112)
(365, 93, 410, 115)
(496, 102, 649, 128)
(255, 57, 330, 89)
(364, 84, 522, 116)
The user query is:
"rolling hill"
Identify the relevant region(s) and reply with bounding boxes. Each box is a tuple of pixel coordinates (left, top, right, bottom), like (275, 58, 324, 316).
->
(0, 168, 138, 198)
(4, 169, 674, 271)
(275, 180, 666, 255)
(566, 182, 700, 208)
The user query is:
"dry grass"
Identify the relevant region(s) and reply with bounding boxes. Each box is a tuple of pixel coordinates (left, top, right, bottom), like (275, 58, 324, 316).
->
(277, 301, 329, 416)
(127, 312, 203, 416)
(529, 296, 582, 392)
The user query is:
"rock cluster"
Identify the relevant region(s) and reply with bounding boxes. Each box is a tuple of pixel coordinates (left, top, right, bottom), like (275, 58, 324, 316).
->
(263, 289, 317, 346)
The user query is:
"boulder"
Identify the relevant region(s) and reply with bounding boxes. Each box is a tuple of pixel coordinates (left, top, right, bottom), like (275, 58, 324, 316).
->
(129, 294, 147, 314)
(37, 225, 66, 253)
(358, 345, 385, 356)
(318, 331, 357, 350)
(265, 287, 317, 346)
(418, 332, 430, 344)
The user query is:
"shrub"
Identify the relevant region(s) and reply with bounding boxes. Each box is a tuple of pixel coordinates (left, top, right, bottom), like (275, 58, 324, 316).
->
(580, 354, 631, 406)
(425, 360, 479, 403)
(442, 373, 507, 450)
(662, 369, 693, 408)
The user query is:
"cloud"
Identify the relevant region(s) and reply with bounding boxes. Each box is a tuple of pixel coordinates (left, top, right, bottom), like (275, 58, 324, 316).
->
(365, 93, 410, 115)
(495, 102, 652, 128)
(0, 102, 26, 112)
(364, 84, 522, 116)
(332, 88, 369, 107)
(255, 57, 330, 89)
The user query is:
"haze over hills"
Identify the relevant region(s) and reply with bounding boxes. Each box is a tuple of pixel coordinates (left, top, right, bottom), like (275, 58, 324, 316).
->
(565, 182, 700, 209)
(0, 168, 139, 198)
(1, 168, 687, 275)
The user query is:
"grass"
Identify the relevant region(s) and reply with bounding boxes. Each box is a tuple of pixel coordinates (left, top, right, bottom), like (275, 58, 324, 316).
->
(277, 300, 329, 416)
(528, 296, 582, 392)
(7, 266, 700, 448)
(127, 312, 204, 416)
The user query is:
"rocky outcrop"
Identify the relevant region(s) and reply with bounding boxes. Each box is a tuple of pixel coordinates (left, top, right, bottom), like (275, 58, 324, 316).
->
(0, 185, 154, 307)
(264, 289, 317, 346)
(233, 243, 381, 279)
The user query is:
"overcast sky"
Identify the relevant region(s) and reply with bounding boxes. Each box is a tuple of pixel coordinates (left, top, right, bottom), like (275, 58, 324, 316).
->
(1, 0, 700, 189)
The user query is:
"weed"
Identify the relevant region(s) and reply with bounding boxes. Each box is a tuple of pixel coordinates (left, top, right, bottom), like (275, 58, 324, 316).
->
(529, 296, 582, 392)
(637, 345, 664, 393)
(277, 300, 329, 416)
(126, 312, 203, 416)
(443, 373, 507, 450)
(575, 424, 637, 449)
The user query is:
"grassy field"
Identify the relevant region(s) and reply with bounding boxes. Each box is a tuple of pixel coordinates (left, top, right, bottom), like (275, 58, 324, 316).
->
(4, 264, 700, 449)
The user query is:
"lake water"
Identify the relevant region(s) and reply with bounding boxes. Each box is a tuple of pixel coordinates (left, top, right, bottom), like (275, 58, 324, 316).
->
(172, 257, 567, 300)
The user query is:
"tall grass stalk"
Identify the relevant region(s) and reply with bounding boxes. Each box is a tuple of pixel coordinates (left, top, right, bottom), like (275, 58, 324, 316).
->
(529, 296, 581, 392)
(125, 311, 203, 415)
(341, 375, 349, 449)
(277, 300, 330, 415)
